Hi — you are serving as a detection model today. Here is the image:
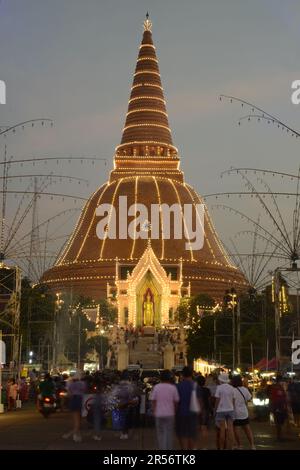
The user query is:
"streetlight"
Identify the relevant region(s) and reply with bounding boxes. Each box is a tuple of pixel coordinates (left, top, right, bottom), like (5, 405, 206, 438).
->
(212, 303, 221, 361)
(70, 302, 82, 371)
(296, 288, 300, 339)
(273, 265, 300, 371)
(28, 351, 34, 365)
(99, 329, 105, 370)
(225, 288, 238, 370)
(52, 292, 64, 371)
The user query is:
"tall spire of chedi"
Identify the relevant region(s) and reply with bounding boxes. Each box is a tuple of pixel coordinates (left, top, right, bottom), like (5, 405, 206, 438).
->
(111, 14, 182, 182)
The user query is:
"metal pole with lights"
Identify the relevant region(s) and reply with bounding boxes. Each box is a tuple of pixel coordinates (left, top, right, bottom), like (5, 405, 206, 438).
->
(273, 265, 300, 371)
(274, 268, 281, 371)
(100, 329, 105, 370)
(232, 296, 236, 371)
(77, 314, 81, 371)
(236, 299, 241, 368)
(227, 288, 238, 371)
(211, 303, 222, 362)
(297, 288, 300, 339)
(52, 293, 64, 371)
(0, 330, 4, 413)
(213, 317, 217, 360)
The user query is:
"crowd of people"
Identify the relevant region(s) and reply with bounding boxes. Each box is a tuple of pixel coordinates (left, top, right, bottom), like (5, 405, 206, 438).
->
(150, 368, 300, 450)
(2, 366, 300, 449)
(150, 367, 255, 450)
(4, 376, 30, 411)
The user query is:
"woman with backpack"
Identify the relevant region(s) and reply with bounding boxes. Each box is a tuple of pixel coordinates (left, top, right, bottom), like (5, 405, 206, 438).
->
(231, 375, 255, 449)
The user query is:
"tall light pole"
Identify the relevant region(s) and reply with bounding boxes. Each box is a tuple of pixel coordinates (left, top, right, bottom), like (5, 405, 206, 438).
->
(100, 329, 105, 370)
(52, 297, 57, 371)
(236, 299, 241, 368)
(77, 313, 81, 371)
(0, 330, 4, 413)
(262, 289, 268, 363)
(211, 303, 221, 362)
(228, 288, 237, 371)
(274, 268, 281, 371)
(52, 292, 63, 371)
(273, 266, 300, 371)
(232, 296, 236, 371)
(296, 288, 300, 339)
(213, 317, 217, 360)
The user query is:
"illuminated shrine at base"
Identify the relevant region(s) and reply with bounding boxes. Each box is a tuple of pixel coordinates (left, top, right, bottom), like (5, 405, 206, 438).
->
(114, 239, 183, 328)
(41, 16, 247, 326)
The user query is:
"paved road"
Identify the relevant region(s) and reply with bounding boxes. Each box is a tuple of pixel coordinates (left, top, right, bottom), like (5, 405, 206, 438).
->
(0, 404, 300, 450)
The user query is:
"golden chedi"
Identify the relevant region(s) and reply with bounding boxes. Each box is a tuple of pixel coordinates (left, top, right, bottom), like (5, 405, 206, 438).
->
(42, 16, 246, 326)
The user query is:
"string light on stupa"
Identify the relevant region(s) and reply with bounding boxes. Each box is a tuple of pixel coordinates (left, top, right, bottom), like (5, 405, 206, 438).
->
(134, 70, 161, 77)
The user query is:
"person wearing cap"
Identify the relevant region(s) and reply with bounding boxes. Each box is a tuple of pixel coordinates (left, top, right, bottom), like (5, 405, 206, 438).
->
(214, 372, 235, 450)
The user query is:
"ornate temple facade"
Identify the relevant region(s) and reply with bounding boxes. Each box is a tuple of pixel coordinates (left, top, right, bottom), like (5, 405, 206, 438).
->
(42, 17, 247, 328)
(114, 240, 183, 327)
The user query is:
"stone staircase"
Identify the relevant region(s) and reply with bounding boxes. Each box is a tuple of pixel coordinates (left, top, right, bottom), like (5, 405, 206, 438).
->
(129, 336, 163, 369)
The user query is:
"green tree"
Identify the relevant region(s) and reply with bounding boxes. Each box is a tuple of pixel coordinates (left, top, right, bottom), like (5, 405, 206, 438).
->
(175, 297, 190, 324)
(98, 298, 117, 325)
(20, 279, 55, 363)
(186, 293, 216, 362)
(61, 296, 96, 365)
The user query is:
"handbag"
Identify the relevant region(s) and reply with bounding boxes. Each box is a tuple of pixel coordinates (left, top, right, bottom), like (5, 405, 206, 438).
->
(189, 382, 201, 414)
(237, 387, 248, 406)
(16, 394, 22, 409)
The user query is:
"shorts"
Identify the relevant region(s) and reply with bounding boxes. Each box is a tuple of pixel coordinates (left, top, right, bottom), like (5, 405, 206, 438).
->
(273, 410, 287, 425)
(199, 411, 210, 427)
(234, 418, 249, 426)
(215, 411, 234, 426)
(69, 395, 83, 412)
(176, 414, 198, 439)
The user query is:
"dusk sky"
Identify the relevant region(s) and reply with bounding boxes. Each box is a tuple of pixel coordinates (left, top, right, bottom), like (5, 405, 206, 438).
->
(1, 0, 300, 279)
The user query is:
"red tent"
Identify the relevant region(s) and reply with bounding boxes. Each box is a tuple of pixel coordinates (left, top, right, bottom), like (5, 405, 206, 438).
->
(253, 358, 267, 370)
(266, 357, 278, 370)
(253, 357, 278, 371)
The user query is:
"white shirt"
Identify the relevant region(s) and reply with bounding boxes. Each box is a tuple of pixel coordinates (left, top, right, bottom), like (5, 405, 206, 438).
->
(215, 383, 235, 412)
(150, 383, 179, 418)
(233, 386, 252, 420)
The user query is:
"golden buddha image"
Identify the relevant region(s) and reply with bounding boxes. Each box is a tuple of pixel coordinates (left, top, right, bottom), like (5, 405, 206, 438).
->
(143, 291, 154, 326)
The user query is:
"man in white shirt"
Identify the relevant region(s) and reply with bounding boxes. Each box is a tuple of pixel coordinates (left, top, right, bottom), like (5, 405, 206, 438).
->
(214, 373, 235, 450)
(150, 370, 179, 450)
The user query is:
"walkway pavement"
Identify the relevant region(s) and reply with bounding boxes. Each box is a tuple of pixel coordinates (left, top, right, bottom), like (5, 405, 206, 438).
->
(0, 404, 300, 450)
